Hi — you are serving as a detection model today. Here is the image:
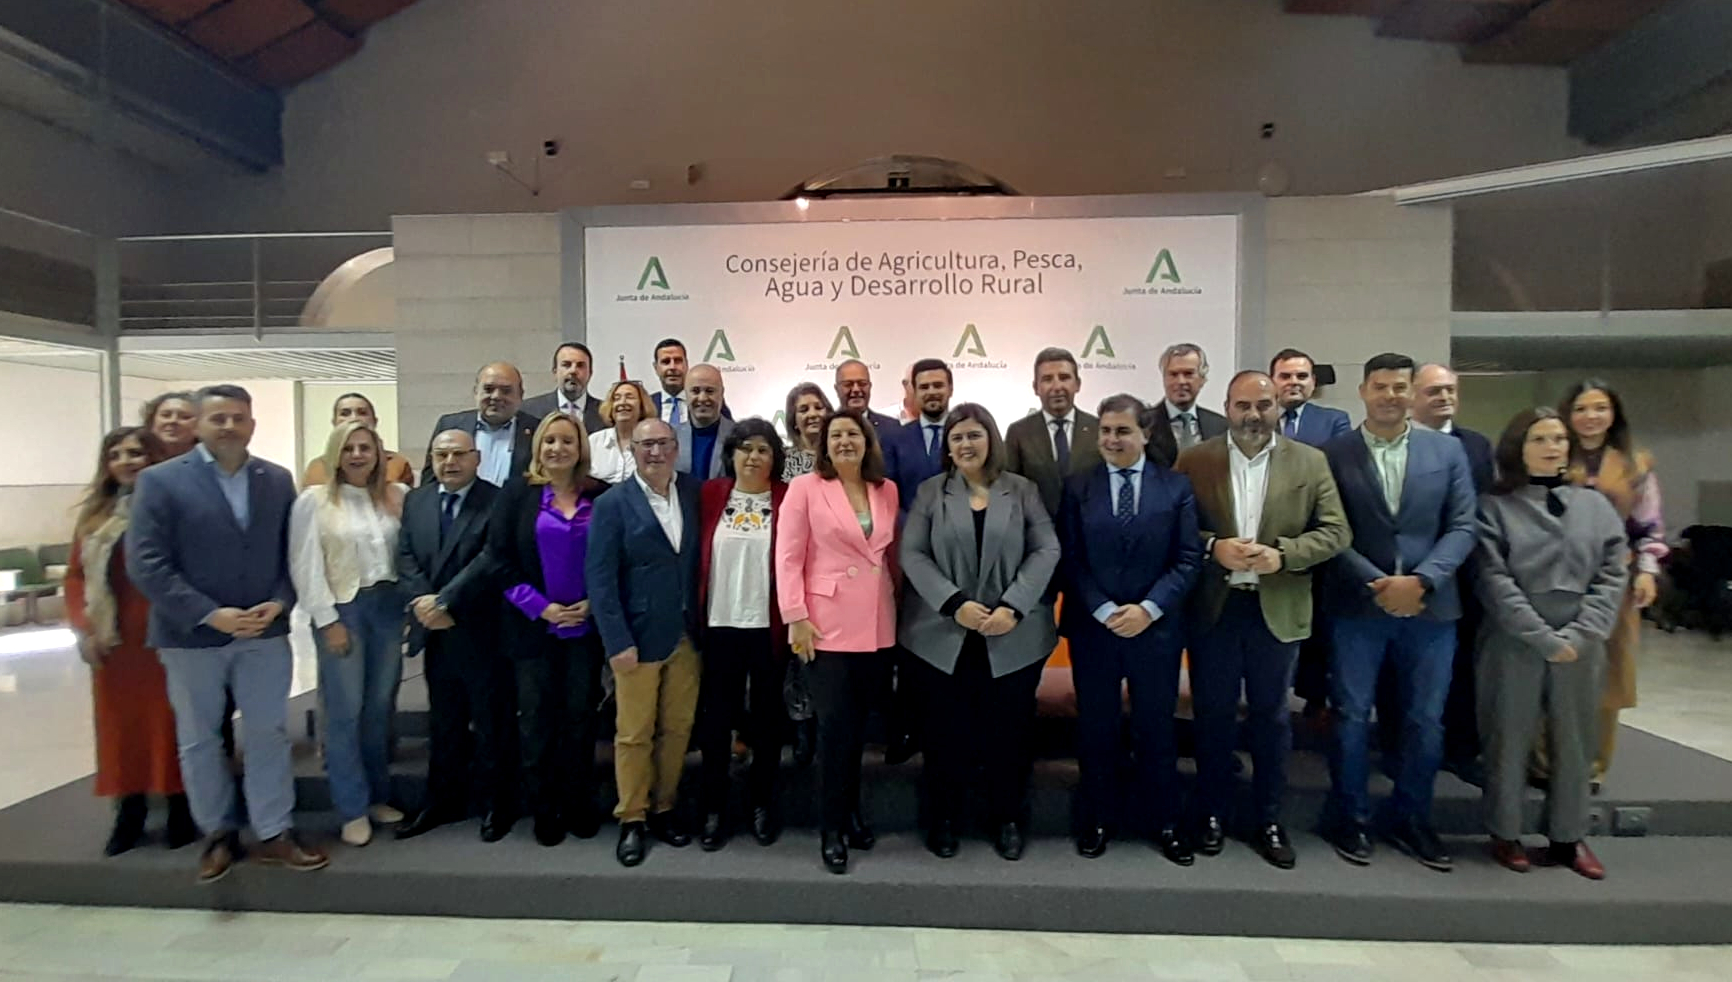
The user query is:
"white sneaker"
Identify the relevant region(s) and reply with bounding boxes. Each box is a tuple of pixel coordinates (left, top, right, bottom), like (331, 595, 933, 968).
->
(369, 804, 405, 824)
(341, 816, 373, 847)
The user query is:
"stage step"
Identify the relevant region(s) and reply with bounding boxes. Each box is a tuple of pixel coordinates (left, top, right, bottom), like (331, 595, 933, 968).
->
(3, 776, 1731, 945)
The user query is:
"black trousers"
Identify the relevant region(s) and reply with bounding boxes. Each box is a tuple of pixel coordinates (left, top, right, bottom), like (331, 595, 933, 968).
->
(1189, 591, 1300, 826)
(515, 632, 602, 823)
(1294, 594, 1331, 707)
(914, 636, 1043, 828)
(697, 627, 786, 814)
(423, 627, 512, 815)
(807, 649, 890, 832)
(1070, 619, 1184, 832)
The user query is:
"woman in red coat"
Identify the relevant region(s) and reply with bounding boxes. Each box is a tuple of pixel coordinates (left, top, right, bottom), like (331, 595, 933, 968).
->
(696, 418, 792, 850)
(64, 426, 193, 855)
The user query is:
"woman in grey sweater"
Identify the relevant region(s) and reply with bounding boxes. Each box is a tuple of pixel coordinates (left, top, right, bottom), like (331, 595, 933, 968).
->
(1476, 407, 1628, 880)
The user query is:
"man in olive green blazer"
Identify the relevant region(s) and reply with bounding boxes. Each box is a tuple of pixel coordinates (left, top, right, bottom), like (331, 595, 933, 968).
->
(1173, 371, 1351, 869)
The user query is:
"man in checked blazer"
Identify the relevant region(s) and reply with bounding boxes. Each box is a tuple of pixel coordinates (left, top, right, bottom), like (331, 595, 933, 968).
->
(1175, 371, 1351, 870)
(1004, 347, 1102, 518)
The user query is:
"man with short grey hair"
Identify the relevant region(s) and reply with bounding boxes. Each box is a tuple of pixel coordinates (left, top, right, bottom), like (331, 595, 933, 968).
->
(1148, 343, 1226, 466)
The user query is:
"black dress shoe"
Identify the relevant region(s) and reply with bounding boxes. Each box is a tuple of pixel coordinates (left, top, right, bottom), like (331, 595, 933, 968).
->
(1155, 826, 1195, 867)
(994, 822, 1025, 861)
(395, 808, 457, 841)
(648, 811, 691, 848)
(821, 830, 849, 874)
(749, 806, 780, 846)
(566, 807, 601, 839)
(533, 813, 566, 847)
(479, 811, 513, 843)
(1197, 816, 1226, 857)
(105, 795, 148, 857)
(1329, 823, 1374, 866)
(926, 821, 959, 859)
(1255, 824, 1297, 870)
(1385, 816, 1453, 872)
(700, 812, 727, 852)
(1076, 826, 1109, 858)
(617, 822, 647, 867)
(844, 812, 875, 851)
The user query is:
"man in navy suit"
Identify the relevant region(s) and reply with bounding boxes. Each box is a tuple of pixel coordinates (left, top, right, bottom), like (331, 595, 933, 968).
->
(422, 362, 539, 487)
(1408, 363, 1495, 782)
(1271, 348, 1352, 448)
(586, 418, 704, 868)
(1059, 393, 1203, 864)
(1321, 353, 1476, 873)
(127, 384, 329, 882)
(890, 357, 955, 512)
(833, 359, 900, 478)
(1271, 347, 1354, 717)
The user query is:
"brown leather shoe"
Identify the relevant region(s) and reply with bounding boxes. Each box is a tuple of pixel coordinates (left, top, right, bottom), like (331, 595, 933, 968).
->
(1566, 841, 1606, 881)
(1490, 837, 1530, 873)
(253, 832, 329, 872)
(197, 832, 239, 884)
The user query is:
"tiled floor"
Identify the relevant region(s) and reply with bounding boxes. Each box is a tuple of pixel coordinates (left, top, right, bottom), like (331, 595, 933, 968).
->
(0, 621, 1727, 980)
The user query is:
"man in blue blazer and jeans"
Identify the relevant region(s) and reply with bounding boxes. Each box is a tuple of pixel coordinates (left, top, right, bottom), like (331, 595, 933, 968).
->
(127, 384, 328, 883)
(587, 417, 704, 867)
(1321, 354, 1477, 873)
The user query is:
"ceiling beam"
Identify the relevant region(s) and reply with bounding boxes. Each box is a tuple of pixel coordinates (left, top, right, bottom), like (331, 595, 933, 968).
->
(1570, 0, 1732, 145)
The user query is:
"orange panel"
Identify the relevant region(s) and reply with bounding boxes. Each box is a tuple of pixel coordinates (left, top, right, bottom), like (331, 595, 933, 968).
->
(241, 18, 362, 88)
(183, 0, 316, 61)
(316, 0, 421, 34)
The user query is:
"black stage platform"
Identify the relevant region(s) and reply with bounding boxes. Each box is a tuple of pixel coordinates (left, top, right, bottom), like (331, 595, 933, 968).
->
(4, 673, 1732, 943)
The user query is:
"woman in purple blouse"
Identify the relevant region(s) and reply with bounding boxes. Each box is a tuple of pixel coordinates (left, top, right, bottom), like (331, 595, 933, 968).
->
(487, 412, 611, 846)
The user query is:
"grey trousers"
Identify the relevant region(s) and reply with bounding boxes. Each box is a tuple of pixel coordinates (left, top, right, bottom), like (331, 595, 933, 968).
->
(1477, 633, 1604, 843)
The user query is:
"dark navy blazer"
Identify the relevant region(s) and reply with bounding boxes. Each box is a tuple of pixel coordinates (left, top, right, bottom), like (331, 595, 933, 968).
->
(1056, 461, 1203, 641)
(585, 472, 703, 662)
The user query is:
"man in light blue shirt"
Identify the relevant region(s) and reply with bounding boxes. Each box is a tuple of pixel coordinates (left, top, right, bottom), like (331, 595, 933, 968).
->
(421, 362, 540, 487)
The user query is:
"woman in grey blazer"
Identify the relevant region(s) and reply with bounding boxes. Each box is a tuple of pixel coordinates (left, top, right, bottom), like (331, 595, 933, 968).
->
(898, 404, 1061, 861)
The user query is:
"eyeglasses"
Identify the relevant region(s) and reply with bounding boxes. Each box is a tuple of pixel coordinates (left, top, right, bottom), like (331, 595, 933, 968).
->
(430, 449, 478, 462)
(633, 438, 674, 452)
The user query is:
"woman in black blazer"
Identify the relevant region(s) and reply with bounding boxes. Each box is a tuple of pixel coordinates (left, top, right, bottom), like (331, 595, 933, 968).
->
(488, 412, 610, 846)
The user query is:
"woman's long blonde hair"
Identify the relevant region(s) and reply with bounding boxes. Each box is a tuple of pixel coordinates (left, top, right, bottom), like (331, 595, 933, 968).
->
(322, 421, 391, 508)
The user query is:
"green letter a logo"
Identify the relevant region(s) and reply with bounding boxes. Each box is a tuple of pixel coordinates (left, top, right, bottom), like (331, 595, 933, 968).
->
(1145, 249, 1181, 284)
(703, 329, 735, 362)
(953, 323, 987, 359)
(827, 325, 861, 360)
(1082, 324, 1116, 359)
(637, 256, 670, 291)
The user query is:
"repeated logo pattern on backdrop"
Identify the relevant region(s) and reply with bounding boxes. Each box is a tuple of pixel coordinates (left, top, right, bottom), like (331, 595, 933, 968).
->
(583, 215, 1239, 428)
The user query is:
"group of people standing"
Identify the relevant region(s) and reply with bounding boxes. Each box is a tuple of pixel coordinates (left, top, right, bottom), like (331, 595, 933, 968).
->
(65, 334, 1662, 884)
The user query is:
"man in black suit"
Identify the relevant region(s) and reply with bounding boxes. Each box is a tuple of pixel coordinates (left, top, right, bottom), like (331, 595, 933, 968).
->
(1400, 363, 1495, 782)
(421, 362, 539, 487)
(1004, 346, 1101, 518)
(833, 358, 900, 438)
(1147, 343, 1227, 467)
(396, 429, 513, 842)
(521, 342, 606, 434)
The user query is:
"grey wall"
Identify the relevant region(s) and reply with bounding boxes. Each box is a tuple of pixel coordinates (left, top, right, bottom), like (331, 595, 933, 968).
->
(171, 0, 1584, 232)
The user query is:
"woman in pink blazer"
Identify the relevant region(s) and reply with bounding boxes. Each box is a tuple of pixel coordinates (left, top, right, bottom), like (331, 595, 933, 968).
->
(776, 409, 900, 874)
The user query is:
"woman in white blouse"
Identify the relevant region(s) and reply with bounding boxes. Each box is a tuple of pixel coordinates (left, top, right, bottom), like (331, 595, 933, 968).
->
(289, 421, 409, 847)
(695, 418, 792, 851)
(589, 380, 653, 485)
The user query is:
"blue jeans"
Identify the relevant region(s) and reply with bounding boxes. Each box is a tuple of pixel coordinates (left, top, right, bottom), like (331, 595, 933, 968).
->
(315, 583, 405, 821)
(158, 635, 295, 840)
(1328, 614, 1454, 827)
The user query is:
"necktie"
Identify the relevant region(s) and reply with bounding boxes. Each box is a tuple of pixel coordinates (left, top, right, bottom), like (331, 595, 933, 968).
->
(668, 396, 682, 427)
(926, 424, 942, 463)
(1283, 409, 1299, 439)
(1178, 412, 1198, 450)
(440, 491, 457, 540)
(1052, 418, 1071, 473)
(1116, 468, 1137, 526)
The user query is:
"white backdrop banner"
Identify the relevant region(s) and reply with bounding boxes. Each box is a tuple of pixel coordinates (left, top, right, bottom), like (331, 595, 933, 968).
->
(582, 215, 1239, 432)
